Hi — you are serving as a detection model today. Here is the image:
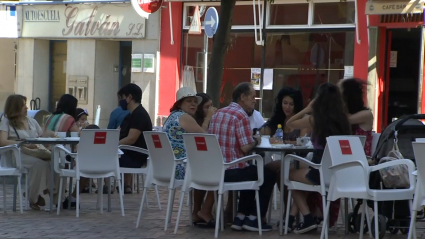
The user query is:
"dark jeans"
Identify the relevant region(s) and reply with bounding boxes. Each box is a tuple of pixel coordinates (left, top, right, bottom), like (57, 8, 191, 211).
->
(224, 164, 276, 218)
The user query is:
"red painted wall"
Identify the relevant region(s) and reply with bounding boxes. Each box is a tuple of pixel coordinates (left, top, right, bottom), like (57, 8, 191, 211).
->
(158, 2, 183, 117)
(353, 0, 368, 82)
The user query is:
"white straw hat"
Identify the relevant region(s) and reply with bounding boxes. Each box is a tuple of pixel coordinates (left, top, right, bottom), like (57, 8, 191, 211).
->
(176, 87, 203, 105)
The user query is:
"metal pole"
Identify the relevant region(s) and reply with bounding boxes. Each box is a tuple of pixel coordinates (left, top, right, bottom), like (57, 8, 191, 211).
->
(203, 34, 208, 93)
(259, 0, 267, 114)
(417, 26, 424, 114)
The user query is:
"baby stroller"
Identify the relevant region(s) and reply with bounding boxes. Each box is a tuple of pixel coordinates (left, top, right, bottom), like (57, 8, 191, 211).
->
(347, 114, 425, 239)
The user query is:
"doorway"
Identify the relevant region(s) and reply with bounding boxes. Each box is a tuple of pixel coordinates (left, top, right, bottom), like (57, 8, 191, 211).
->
(383, 28, 421, 126)
(119, 41, 132, 88)
(49, 41, 67, 112)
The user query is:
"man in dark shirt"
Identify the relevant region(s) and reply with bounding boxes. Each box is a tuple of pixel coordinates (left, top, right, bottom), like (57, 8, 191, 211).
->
(117, 83, 152, 194)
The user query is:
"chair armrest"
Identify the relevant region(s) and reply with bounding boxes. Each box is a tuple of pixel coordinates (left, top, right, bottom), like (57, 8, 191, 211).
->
(223, 154, 262, 168)
(224, 154, 264, 186)
(52, 145, 73, 174)
(283, 154, 320, 186)
(118, 145, 148, 156)
(0, 145, 21, 169)
(53, 145, 73, 155)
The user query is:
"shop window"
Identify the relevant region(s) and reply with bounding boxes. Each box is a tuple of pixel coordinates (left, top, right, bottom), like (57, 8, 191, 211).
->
(184, 4, 261, 27)
(269, 4, 309, 25)
(262, 31, 355, 118)
(313, 2, 355, 25)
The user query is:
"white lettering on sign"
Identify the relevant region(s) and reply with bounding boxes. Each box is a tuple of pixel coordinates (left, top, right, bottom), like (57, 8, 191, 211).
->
(24, 10, 60, 22)
(382, 4, 406, 10)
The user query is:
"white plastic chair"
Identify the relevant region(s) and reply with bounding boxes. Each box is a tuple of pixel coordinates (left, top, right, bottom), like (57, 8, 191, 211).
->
(0, 145, 24, 213)
(54, 129, 125, 217)
(174, 133, 264, 238)
(118, 145, 161, 210)
(283, 143, 332, 236)
(137, 131, 185, 230)
(407, 142, 425, 239)
(321, 136, 416, 239)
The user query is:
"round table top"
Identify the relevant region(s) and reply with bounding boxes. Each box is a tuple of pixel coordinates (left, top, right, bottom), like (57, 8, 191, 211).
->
(253, 146, 314, 153)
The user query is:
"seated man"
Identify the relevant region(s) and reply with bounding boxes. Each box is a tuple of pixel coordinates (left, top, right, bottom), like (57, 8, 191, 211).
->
(117, 83, 152, 194)
(209, 82, 276, 232)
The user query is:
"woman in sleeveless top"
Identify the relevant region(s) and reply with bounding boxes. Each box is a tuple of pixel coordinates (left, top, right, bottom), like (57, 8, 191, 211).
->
(285, 83, 351, 234)
(163, 88, 218, 227)
(339, 78, 374, 157)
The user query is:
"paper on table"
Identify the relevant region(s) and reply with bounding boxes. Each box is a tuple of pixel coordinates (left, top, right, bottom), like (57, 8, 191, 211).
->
(263, 69, 273, 90)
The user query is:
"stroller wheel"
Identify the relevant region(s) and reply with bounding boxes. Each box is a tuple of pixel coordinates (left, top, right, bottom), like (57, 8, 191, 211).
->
(400, 228, 408, 234)
(371, 215, 386, 239)
(388, 220, 399, 234)
(389, 228, 399, 234)
(347, 212, 357, 233)
(355, 213, 369, 234)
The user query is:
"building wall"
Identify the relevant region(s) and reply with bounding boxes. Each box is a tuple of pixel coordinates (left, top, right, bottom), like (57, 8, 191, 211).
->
(94, 40, 120, 128)
(33, 39, 49, 110)
(66, 39, 96, 122)
(0, 38, 16, 110)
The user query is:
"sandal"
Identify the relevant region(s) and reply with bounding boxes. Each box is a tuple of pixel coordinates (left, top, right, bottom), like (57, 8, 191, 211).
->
(37, 195, 46, 206)
(197, 219, 216, 229)
(193, 219, 207, 226)
(116, 185, 133, 194)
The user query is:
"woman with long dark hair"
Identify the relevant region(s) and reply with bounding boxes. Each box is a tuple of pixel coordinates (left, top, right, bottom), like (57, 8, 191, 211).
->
(45, 94, 79, 134)
(339, 78, 374, 156)
(194, 93, 213, 126)
(285, 82, 351, 234)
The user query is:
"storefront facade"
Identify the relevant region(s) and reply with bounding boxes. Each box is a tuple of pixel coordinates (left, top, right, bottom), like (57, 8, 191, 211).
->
(159, 0, 358, 123)
(0, 2, 160, 127)
(355, 0, 425, 132)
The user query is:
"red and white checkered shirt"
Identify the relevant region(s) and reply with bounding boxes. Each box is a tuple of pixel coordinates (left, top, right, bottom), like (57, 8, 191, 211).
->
(208, 102, 254, 169)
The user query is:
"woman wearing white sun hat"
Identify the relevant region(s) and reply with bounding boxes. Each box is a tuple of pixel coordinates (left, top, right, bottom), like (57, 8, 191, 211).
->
(163, 87, 218, 228)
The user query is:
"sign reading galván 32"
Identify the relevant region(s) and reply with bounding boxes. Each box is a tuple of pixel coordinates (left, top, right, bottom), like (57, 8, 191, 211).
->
(21, 4, 146, 38)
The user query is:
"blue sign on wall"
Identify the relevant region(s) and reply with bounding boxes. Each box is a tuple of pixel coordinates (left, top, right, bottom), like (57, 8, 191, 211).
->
(204, 7, 219, 38)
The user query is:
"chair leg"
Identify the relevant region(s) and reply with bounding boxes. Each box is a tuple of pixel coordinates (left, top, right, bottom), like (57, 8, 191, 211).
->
(25, 173, 29, 210)
(320, 199, 331, 239)
(408, 200, 417, 239)
(255, 190, 262, 236)
(164, 188, 174, 231)
(273, 184, 277, 210)
(117, 178, 125, 217)
(373, 201, 379, 239)
(214, 193, 223, 238)
(173, 191, 186, 234)
(284, 190, 292, 235)
(365, 202, 372, 239)
(136, 174, 140, 194)
(321, 194, 328, 239)
(154, 185, 161, 210)
(189, 190, 193, 225)
(2, 176, 6, 213)
(76, 179, 80, 218)
(359, 200, 366, 239)
(221, 194, 224, 231)
(57, 177, 63, 215)
(136, 187, 148, 228)
(100, 178, 104, 214)
(17, 176, 23, 214)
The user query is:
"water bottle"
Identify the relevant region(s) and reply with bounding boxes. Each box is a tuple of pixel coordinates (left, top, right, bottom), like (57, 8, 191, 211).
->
(275, 124, 284, 143)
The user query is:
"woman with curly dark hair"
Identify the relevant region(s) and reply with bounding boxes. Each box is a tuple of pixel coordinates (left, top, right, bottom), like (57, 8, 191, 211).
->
(261, 87, 310, 143)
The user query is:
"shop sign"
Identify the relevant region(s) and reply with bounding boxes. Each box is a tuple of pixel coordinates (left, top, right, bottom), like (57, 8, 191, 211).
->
(20, 4, 146, 39)
(365, 0, 424, 15)
(0, 6, 18, 38)
(131, 0, 163, 19)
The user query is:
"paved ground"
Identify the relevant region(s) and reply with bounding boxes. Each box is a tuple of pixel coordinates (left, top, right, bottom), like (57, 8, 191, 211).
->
(0, 182, 418, 239)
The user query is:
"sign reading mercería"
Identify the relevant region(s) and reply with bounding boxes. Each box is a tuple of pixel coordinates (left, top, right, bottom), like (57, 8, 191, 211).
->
(21, 4, 146, 38)
(365, 0, 424, 15)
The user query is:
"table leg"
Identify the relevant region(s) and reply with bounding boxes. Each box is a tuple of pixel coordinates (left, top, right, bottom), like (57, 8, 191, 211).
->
(279, 152, 285, 235)
(108, 177, 111, 212)
(345, 198, 349, 234)
(12, 177, 17, 211)
(50, 151, 54, 213)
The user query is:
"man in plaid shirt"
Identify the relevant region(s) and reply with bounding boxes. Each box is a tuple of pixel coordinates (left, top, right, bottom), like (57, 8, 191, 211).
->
(209, 82, 276, 232)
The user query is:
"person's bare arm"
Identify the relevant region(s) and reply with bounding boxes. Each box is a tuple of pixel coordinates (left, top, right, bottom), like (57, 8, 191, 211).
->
(179, 114, 206, 133)
(348, 110, 373, 130)
(119, 128, 141, 145)
(240, 135, 261, 154)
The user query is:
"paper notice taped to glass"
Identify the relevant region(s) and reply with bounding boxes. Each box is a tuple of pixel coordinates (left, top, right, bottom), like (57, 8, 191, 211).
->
(343, 66, 354, 79)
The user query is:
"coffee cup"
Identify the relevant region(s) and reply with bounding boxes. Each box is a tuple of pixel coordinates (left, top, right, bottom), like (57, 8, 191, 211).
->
(297, 137, 310, 146)
(70, 132, 79, 137)
(55, 132, 66, 139)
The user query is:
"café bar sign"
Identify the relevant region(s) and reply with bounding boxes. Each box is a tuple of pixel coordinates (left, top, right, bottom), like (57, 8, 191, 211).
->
(20, 4, 146, 38)
(365, 0, 424, 15)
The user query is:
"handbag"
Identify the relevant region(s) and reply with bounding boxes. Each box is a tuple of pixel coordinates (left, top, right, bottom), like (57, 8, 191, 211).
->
(12, 124, 51, 161)
(377, 142, 410, 189)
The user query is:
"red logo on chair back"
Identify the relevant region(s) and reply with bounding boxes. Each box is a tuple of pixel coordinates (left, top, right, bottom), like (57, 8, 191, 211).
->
(94, 132, 107, 144)
(195, 137, 207, 151)
(152, 134, 162, 148)
(339, 140, 352, 155)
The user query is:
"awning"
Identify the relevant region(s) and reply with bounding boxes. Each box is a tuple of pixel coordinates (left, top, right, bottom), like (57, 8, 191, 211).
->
(365, 0, 424, 15)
